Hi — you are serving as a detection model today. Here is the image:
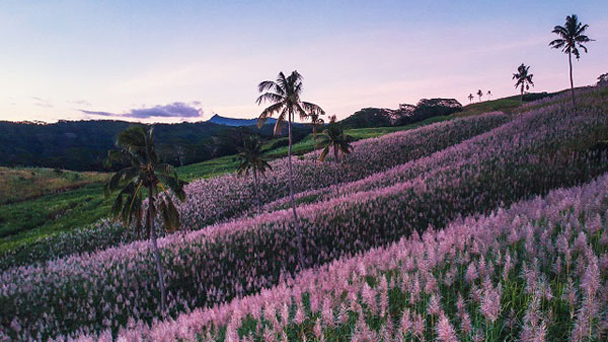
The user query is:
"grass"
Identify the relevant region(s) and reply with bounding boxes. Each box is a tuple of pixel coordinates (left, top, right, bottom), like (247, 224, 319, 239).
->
(0, 183, 112, 254)
(0, 167, 109, 205)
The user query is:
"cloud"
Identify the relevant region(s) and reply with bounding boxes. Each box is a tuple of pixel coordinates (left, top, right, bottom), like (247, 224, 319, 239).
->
(68, 99, 92, 107)
(127, 102, 203, 118)
(79, 102, 204, 120)
(79, 109, 115, 117)
(32, 97, 53, 108)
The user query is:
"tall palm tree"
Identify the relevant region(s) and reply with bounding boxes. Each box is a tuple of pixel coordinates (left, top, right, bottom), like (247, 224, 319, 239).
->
(477, 89, 483, 102)
(104, 126, 187, 314)
(256, 70, 325, 269)
(512, 63, 534, 104)
(468, 93, 474, 104)
(550, 14, 594, 106)
(318, 116, 353, 163)
(487, 90, 492, 100)
(236, 135, 272, 213)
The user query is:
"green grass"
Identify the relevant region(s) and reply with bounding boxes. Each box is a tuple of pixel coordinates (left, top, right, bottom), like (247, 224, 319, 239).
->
(0, 183, 112, 254)
(459, 97, 523, 117)
(0, 167, 109, 205)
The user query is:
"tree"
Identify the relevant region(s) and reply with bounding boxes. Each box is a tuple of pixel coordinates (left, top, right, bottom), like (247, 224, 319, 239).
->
(487, 90, 492, 100)
(318, 116, 353, 163)
(256, 70, 325, 269)
(477, 89, 483, 102)
(512, 63, 534, 104)
(236, 135, 272, 213)
(550, 14, 594, 106)
(307, 108, 325, 159)
(104, 126, 187, 315)
(598, 73, 608, 90)
(468, 93, 474, 104)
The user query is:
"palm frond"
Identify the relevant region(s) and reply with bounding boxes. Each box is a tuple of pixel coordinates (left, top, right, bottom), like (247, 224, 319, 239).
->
(258, 102, 284, 129)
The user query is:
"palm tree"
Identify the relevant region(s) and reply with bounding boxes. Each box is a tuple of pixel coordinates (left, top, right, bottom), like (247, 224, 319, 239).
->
(104, 126, 187, 315)
(468, 93, 474, 104)
(512, 63, 534, 104)
(487, 90, 492, 100)
(256, 70, 325, 269)
(318, 116, 353, 163)
(477, 89, 483, 102)
(308, 109, 325, 159)
(549, 14, 594, 106)
(236, 135, 271, 213)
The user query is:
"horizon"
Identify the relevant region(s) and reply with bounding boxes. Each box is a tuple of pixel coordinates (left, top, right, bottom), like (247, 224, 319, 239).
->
(1, 0, 607, 124)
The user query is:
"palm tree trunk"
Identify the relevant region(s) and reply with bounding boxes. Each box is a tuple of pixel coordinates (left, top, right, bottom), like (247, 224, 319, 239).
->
(288, 110, 305, 270)
(148, 187, 167, 315)
(312, 126, 317, 162)
(253, 169, 261, 213)
(521, 87, 524, 104)
(568, 51, 575, 106)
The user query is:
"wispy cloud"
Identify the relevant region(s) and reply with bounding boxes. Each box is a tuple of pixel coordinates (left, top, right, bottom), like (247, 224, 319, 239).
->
(68, 99, 92, 107)
(79, 102, 204, 120)
(79, 109, 115, 117)
(32, 97, 53, 108)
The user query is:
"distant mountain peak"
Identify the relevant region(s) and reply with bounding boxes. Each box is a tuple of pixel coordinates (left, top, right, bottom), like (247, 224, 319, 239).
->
(207, 114, 277, 127)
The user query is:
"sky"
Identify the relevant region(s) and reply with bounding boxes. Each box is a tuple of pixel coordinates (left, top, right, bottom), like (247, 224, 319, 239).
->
(0, 0, 607, 123)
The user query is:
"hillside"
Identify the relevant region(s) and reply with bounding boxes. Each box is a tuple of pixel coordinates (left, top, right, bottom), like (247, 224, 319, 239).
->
(0, 90, 587, 264)
(0, 119, 309, 171)
(2, 89, 608, 341)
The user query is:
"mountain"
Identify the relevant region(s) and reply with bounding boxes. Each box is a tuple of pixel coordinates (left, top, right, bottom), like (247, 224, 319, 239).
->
(208, 114, 278, 127)
(340, 98, 462, 129)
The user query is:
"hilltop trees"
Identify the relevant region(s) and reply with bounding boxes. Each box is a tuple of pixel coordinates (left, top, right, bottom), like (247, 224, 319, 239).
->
(512, 63, 534, 104)
(104, 126, 187, 314)
(550, 14, 594, 106)
(477, 89, 483, 102)
(236, 135, 271, 213)
(468, 93, 474, 103)
(256, 70, 325, 269)
(487, 90, 492, 100)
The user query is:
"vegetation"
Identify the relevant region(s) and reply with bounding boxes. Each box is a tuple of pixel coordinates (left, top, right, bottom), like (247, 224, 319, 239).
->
(512, 63, 535, 103)
(236, 136, 272, 213)
(318, 116, 353, 162)
(550, 14, 594, 106)
(0, 166, 108, 205)
(0, 112, 507, 270)
(104, 126, 187, 314)
(0, 119, 310, 172)
(2, 91, 607, 340)
(340, 98, 462, 129)
(256, 70, 325, 269)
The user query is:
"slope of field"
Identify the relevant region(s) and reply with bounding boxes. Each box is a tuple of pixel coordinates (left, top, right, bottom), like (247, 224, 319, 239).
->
(0, 167, 108, 205)
(70, 172, 608, 342)
(0, 113, 507, 270)
(1, 90, 606, 340)
(0, 113, 460, 257)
